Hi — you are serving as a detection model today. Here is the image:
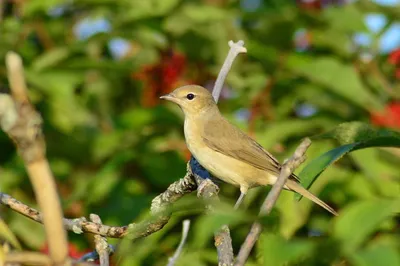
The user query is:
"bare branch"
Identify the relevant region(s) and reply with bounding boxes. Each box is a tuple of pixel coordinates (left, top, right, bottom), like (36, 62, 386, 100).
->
(167, 219, 191, 266)
(151, 166, 197, 214)
(0, 169, 196, 239)
(90, 214, 110, 266)
(235, 138, 312, 266)
(212, 40, 247, 103)
(3, 51, 68, 264)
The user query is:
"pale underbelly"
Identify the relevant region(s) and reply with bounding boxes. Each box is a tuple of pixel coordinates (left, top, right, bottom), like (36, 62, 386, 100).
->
(190, 145, 277, 190)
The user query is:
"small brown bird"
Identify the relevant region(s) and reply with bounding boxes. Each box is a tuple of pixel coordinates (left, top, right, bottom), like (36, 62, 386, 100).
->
(161, 85, 338, 216)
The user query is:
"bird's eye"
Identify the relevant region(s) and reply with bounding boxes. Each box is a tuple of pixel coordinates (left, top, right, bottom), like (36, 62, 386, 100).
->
(186, 93, 195, 100)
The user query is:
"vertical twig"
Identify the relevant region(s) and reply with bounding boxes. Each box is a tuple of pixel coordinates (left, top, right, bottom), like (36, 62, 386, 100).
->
(90, 214, 110, 266)
(212, 40, 247, 103)
(4, 52, 68, 264)
(167, 220, 191, 266)
(235, 138, 312, 266)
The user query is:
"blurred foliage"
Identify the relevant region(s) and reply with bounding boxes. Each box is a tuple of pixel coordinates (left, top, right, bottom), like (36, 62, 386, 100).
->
(0, 0, 400, 265)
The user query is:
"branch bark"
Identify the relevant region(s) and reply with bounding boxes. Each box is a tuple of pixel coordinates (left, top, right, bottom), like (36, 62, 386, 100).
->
(235, 138, 312, 266)
(0, 168, 197, 238)
(212, 40, 247, 103)
(90, 214, 110, 266)
(2, 51, 68, 264)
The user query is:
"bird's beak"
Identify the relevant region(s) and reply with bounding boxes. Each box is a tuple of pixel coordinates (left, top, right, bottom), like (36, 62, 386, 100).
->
(160, 93, 178, 103)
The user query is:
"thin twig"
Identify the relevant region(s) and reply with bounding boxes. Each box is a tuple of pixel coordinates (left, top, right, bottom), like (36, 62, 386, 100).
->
(212, 40, 247, 103)
(90, 214, 110, 266)
(3, 51, 68, 264)
(235, 138, 312, 266)
(167, 219, 191, 266)
(0, 170, 197, 238)
(6, 52, 29, 103)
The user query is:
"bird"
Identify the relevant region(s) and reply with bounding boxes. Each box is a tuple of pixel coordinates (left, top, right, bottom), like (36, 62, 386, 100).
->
(160, 85, 338, 216)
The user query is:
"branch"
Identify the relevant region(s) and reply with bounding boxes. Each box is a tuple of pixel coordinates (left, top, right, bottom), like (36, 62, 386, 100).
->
(167, 219, 191, 266)
(3, 51, 68, 264)
(235, 138, 312, 266)
(90, 214, 110, 266)
(0, 169, 197, 238)
(212, 40, 247, 103)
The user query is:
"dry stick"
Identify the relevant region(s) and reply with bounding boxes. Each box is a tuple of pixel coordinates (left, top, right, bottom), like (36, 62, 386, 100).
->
(235, 138, 312, 266)
(0, 168, 197, 238)
(90, 214, 110, 266)
(167, 220, 191, 266)
(212, 40, 247, 103)
(4, 52, 68, 264)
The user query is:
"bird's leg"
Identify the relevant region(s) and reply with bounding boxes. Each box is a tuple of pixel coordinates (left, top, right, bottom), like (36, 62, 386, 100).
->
(234, 193, 245, 210)
(234, 186, 248, 210)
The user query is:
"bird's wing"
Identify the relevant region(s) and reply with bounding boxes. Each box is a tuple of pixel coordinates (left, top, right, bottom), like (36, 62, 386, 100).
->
(203, 117, 300, 182)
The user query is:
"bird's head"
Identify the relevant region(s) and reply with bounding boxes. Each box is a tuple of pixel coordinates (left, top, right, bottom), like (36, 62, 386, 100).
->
(160, 85, 217, 116)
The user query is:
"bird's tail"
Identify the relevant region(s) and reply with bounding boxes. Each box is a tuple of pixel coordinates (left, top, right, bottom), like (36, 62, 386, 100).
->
(285, 179, 338, 216)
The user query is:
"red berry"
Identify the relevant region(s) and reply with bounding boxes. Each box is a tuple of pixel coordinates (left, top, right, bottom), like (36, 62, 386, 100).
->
(370, 102, 400, 129)
(388, 48, 400, 65)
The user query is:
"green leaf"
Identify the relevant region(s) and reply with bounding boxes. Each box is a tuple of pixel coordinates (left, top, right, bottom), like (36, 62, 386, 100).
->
(297, 143, 357, 196)
(23, 0, 65, 15)
(350, 149, 400, 197)
(31, 47, 70, 71)
(193, 204, 248, 248)
(334, 199, 400, 253)
(0, 219, 21, 250)
(296, 122, 400, 198)
(350, 243, 400, 266)
(261, 233, 314, 266)
(164, 4, 227, 35)
(316, 122, 400, 146)
(324, 5, 367, 32)
(256, 118, 329, 149)
(119, 0, 180, 22)
(25, 70, 93, 133)
(182, 5, 227, 23)
(287, 56, 382, 110)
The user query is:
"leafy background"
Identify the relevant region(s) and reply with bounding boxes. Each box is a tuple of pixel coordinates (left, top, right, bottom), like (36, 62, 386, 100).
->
(0, 0, 400, 265)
